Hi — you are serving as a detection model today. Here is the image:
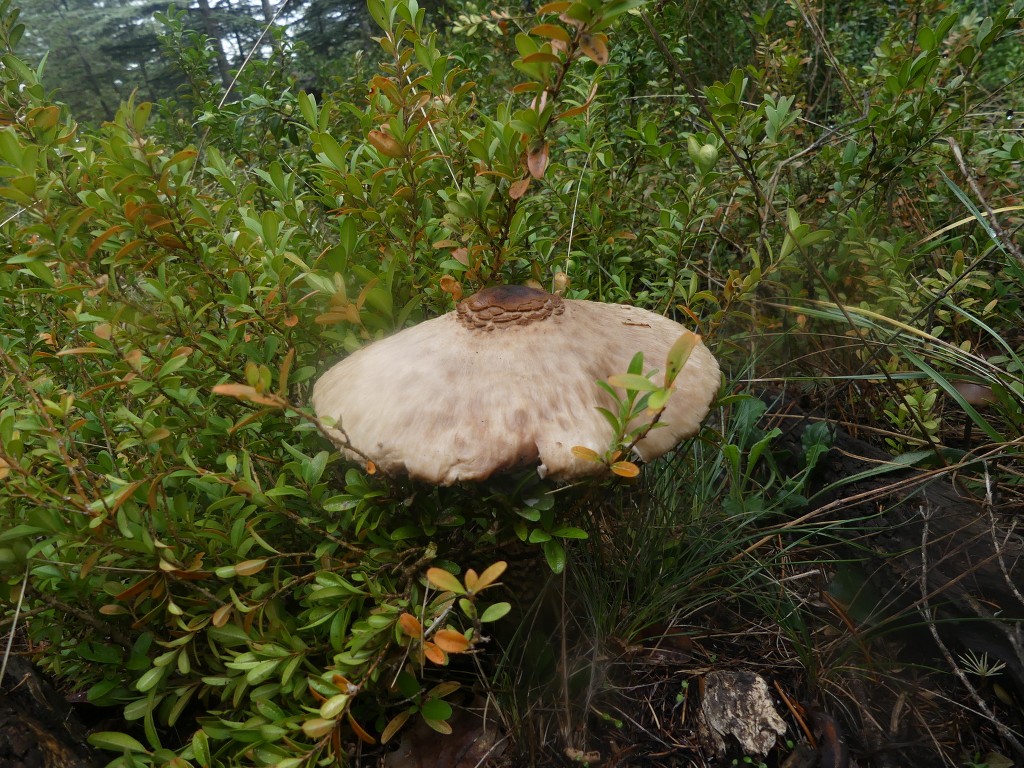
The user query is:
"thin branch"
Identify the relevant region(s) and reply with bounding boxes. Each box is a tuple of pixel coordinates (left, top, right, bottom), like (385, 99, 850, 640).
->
(917, 504, 1024, 757)
(946, 137, 1024, 268)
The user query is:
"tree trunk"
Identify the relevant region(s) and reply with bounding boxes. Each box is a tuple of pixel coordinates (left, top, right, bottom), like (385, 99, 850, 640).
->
(194, 0, 233, 90)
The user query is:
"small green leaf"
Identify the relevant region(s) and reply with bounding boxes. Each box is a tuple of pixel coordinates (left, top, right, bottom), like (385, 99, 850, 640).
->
(88, 732, 149, 753)
(480, 602, 512, 622)
(647, 388, 671, 411)
(192, 730, 211, 767)
(543, 539, 566, 573)
(320, 693, 351, 719)
(551, 526, 588, 540)
(607, 373, 659, 392)
(301, 717, 337, 739)
(419, 698, 453, 721)
(135, 666, 165, 692)
(665, 331, 700, 386)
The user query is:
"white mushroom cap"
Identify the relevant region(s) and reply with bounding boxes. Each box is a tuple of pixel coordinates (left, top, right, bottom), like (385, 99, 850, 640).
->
(312, 285, 720, 485)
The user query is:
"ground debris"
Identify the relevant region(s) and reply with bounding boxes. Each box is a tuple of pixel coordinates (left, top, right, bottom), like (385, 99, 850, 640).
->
(384, 707, 506, 768)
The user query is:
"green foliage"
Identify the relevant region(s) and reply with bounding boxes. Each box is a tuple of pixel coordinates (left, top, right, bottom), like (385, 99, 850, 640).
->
(2, 0, 1024, 763)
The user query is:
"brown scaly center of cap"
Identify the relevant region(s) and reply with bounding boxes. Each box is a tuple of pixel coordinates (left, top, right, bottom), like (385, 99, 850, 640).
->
(456, 285, 565, 331)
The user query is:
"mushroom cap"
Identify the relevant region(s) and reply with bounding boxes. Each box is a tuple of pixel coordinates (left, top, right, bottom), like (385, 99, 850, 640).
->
(312, 285, 720, 485)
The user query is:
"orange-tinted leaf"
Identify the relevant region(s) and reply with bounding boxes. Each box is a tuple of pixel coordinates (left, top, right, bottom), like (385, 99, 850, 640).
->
(527, 141, 549, 179)
(439, 275, 463, 301)
(473, 561, 507, 592)
(579, 33, 609, 65)
(509, 177, 531, 199)
(56, 346, 108, 356)
(512, 81, 544, 94)
(87, 225, 126, 258)
(556, 103, 590, 120)
(571, 445, 602, 462)
(348, 712, 376, 745)
(211, 383, 282, 407)
(332, 674, 353, 690)
(538, 1, 571, 13)
(423, 642, 447, 665)
(235, 559, 267, 576)
(274, 348, 294, 397)
(426, 567, 466, 594)
(611, 461, 640, 478)
(365, 460, 377, 475)
(531, 23, 570, 42)
(398, 612, 423, 637)
(433, 629, 470, 653)
(452, 247, 469, 266)
(212, 604, 232, 627)
(368, 129, 404, 158)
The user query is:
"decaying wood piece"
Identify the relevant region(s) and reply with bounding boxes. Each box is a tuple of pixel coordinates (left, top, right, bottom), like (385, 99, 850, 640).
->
(697, 670, 787, 756)
(0, 656, 102, 768)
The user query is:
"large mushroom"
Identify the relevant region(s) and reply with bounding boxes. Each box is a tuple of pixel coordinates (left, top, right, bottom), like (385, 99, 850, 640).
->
(312, 285, 720, 485)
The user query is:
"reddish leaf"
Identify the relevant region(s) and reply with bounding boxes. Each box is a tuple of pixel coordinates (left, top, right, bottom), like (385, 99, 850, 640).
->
(509, 177, 531, 199)
(368, 129, 404, 158)
(512, 81, 544, 94)
(439, 275, 463, 301)
(527, 141, 549, 179)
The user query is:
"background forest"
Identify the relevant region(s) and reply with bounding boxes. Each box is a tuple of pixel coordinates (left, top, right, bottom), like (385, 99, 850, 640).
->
(1, 0, 1023, 766)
